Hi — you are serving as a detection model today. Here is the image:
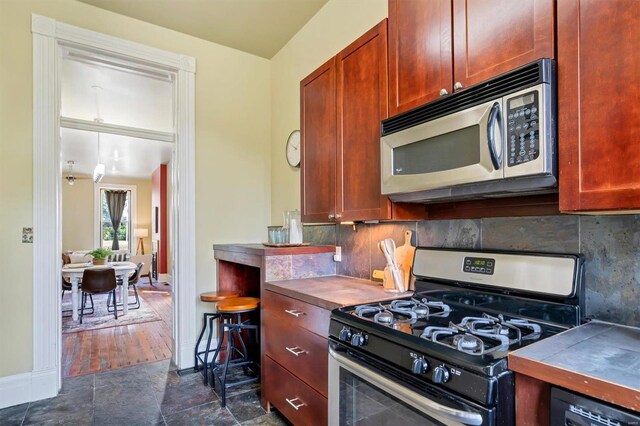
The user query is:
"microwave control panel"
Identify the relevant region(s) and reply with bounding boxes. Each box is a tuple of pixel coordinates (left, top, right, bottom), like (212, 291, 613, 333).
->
(506, 91, 540, 167)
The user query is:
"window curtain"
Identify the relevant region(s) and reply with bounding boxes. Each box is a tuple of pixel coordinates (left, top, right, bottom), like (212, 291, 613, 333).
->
(105, 190, 128, 250)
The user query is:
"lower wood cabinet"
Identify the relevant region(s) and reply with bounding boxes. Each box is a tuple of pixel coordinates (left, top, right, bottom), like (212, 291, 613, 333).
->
(263, 356, 328, 426)
(263, 290, 329, 424)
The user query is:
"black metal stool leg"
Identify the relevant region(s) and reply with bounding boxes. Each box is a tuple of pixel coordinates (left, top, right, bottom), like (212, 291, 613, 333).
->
(194, 313, 209, 372)
(209, 315, 228, 391)
(219, 324, 235, 408)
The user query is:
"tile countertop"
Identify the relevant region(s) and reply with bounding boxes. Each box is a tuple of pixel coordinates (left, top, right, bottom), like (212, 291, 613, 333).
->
(213, 243, 335, 256)
(264, 275, 411, 311)
(509, 321, 640, 412)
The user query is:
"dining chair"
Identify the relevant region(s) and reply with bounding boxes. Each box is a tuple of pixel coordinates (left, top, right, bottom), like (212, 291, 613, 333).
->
(62, 276, 93, 318)
(108, 262, 144, 311)
(79, 268, 118, 324)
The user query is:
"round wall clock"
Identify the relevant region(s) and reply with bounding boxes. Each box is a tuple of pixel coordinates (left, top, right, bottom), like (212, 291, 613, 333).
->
(286, 130, 301, 168)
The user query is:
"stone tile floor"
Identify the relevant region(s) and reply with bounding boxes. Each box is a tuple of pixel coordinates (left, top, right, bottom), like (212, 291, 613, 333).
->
(0, 360, 290, 426)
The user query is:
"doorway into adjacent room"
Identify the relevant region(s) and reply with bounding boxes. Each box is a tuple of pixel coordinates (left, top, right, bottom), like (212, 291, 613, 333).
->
(59, 45, 176, 377)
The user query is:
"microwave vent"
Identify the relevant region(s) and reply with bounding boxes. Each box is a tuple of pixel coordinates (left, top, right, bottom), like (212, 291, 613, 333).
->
(382, 59, 556, 136)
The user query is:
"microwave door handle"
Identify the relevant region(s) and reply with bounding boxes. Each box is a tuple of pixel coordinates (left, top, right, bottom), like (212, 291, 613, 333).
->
(487, 102, 503, 170)
(329, 348, 483, 425)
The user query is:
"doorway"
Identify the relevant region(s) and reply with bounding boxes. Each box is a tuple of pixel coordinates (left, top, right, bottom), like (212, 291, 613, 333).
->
(32, 14, 197, 399)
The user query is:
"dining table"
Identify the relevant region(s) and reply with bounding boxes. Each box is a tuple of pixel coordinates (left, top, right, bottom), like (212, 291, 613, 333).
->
(62, 261, 138, 321)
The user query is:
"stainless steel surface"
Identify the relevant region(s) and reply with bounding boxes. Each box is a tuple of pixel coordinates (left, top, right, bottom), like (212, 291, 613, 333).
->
(328, 347, 483, 425)
(412, 248, 578, 298)
(285, 397, 306, 410)
(454, 82, 464, 91)
(440, 88, 448, 96)
(285, 346, 306, 356)
(381, 98, 502, 195)
(380, 82, 555, 203)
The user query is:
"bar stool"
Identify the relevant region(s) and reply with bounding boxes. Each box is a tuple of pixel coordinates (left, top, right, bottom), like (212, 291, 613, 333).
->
(194, 290, 239, 385)
(210, 297, 260, 407)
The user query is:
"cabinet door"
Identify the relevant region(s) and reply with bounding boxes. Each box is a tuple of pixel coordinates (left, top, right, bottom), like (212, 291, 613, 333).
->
(388, 0, 452, 116)
(300, 58, 336, 223)
(453, 0, 554, 89)
(336, 20, 391, 221)
(558, 0, 640, 212)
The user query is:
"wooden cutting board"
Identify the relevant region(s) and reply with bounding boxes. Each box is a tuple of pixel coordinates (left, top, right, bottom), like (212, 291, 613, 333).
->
(395, 230, 416, 290)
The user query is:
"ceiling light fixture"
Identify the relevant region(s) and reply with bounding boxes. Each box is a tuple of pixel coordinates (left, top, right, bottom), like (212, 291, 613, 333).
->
(92, 85, 105, 183)
(66, 160, 76, 185)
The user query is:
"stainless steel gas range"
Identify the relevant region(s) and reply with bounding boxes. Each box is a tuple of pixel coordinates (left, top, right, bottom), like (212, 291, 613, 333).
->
(328, 247, 585, 425)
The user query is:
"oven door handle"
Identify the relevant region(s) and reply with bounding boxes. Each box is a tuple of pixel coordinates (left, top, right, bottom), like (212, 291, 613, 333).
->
(329, 348, 483, 426)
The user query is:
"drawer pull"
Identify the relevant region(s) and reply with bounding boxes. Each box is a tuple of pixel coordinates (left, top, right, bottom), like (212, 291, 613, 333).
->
(286, 397, 306, 410)
(284, 309, 305, 317)
(286, 346, 307, 356)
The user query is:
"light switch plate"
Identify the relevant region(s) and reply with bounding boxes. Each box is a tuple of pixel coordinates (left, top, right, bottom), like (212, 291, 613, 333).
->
(334, 246, 342, 262)
(22, 227, 33, 243)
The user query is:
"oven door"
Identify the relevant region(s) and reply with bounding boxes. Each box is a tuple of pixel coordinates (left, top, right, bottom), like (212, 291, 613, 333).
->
(328, 344, 491, 426)
(381, 99, 504, 196)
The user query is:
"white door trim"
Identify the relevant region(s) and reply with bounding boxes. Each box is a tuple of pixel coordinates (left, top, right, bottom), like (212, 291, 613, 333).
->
(28, 14, 197, 405)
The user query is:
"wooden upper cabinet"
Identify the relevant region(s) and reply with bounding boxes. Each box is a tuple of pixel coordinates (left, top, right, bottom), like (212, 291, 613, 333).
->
(336, 20, 391, 221)
(388, 0, 452, 116)
(558, 0, 640, 212)
(300, 57, 337, 223)
(452, 0, 554, 89)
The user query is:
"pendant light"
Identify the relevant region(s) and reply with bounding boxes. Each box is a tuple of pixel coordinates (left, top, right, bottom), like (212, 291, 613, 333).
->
(93, 128, 105, 183)
(92, 85, 105, 183)
(66, 160, 76, 185)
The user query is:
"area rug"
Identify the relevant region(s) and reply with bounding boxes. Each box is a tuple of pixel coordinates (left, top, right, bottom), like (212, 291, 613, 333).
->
(62, 290, 161, 333)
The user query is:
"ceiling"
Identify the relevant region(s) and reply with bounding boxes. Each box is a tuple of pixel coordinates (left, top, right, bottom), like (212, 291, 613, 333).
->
(77, 0, 329, 58)
(61, 128, 173, 180)
(60, 51, 175, 180)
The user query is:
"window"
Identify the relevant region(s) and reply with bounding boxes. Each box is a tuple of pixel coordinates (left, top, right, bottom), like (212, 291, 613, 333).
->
(95, 184, 136, 253)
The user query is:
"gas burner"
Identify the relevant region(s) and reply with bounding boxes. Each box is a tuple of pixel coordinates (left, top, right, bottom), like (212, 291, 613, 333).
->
(374, 310, 395, 324)
(390, 298, 451, 319)
(453, 334, 481, 351)
(420, 322, 511, 355)
(458, 314, 542, 344)
(354, 304, 385, 318)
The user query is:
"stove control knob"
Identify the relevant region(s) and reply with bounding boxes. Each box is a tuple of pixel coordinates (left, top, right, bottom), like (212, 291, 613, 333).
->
(411, 357, 428, 375)
(338, 327, 352, 342)
(350, 332, 367, 347)
(432, 366, 450, 384)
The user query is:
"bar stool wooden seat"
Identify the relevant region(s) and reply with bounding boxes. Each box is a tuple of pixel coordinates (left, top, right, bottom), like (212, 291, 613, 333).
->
(210, 297, 260, 407)
(194, 290, 239, 385)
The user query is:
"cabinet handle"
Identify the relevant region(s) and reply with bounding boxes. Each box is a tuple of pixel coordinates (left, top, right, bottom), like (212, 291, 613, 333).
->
(454, 82, 464, 91)
(284, 309, 305, 317)
(328, 214, 335, 220)
(286, 397, 307, 411)
(286, 346, 307, 356)
(335, 213, 342, 219)
(439, 88, 448, 96)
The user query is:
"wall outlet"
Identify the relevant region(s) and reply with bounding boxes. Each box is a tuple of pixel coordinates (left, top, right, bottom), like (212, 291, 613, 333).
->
(334, 246, 342, 262)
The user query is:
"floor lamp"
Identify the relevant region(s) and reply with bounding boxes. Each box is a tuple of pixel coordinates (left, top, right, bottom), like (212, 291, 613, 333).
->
(134, 228, 149, 255)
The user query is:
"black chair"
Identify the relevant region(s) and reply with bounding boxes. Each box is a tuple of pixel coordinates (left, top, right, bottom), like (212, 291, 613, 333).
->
(108, 263, 144, 311)
(79, 268, 118, 324)
(61, 277, 93, 317)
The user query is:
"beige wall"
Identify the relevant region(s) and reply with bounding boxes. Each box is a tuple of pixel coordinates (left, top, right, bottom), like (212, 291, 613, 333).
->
(269, 0, 387, 224)
(0, 0, 271, 377)
(61, 176, 153, 253)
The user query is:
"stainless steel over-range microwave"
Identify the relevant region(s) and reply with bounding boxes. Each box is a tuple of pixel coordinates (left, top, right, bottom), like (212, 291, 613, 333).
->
(381, 59, 557, 203)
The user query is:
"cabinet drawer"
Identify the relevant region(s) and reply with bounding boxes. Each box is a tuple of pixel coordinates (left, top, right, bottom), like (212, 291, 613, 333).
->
(263, 290, 331, 337)
(264, 313, 328, 396)
(264, 356, 327, 426)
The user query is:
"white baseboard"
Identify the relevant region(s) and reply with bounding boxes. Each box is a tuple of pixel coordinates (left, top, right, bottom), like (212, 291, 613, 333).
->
(159, 273, 171, 284)
(0, 368, 57, 410)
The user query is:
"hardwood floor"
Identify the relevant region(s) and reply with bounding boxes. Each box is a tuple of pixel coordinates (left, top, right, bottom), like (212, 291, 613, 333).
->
(62, 281, 173, 378)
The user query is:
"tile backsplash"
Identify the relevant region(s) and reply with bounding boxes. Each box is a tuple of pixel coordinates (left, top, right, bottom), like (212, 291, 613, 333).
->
(304, 215, 640, 327)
